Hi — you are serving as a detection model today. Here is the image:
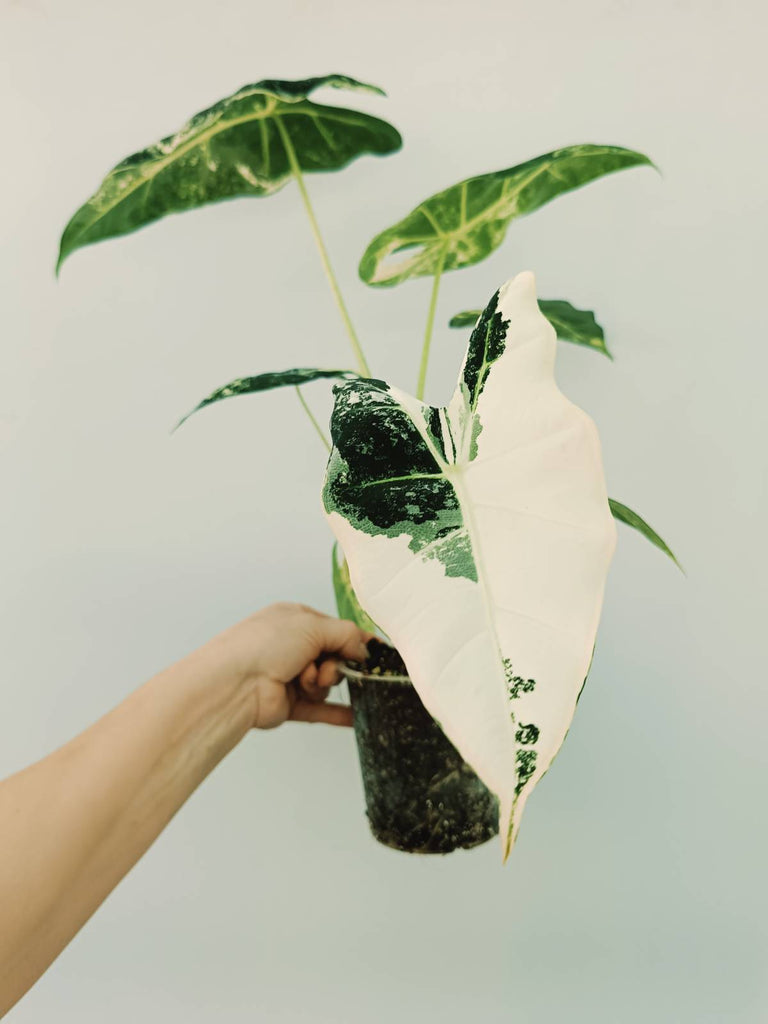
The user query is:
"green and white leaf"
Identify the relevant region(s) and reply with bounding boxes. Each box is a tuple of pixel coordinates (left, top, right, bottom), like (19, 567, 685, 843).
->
(58, 74, 401, 269)
(175, 367, 356, 429)
(323, 271, 617, 859)
(331, 544, 380, 633)
(450, 324, 680, 562)
(450, 299, 610, 357)
(609, 499, 682, 570)
(359, 144, 654, 286)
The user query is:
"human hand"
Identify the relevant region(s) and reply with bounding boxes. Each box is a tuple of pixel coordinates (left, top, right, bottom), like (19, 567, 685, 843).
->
(200, 603, 372, 729)
(0, 602, 372, 1016)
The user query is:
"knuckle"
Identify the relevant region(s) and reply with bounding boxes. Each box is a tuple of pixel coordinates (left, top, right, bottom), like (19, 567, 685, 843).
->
(269, 600, 302, 616)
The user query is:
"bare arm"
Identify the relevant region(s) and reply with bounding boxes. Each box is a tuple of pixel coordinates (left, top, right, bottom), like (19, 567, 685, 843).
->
(0, 603, 369, 1017)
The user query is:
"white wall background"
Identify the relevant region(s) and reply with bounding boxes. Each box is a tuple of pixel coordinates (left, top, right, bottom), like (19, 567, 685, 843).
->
(2, 0, 766, 1020)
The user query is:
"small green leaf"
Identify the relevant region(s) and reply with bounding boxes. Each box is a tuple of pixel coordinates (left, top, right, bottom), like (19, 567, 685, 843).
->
(58, 75, 401, 270)
(448, 310, 484, 329)
(450, 299, 610, 357)
(538, 301, 610, 358)
(609, 498, 682, 571)
(331, 544, 379, 633)
(175, 368, 356, 430)
(360, 145, 654, 287)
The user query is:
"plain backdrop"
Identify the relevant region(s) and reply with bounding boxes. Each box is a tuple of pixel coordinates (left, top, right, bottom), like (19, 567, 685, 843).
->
(2, 0, 766, 1021)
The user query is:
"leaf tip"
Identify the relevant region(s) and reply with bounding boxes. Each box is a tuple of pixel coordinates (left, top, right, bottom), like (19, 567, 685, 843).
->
(658, 538, 683, 573)
(631, 150, 662, 178)
(509, 268, 536, 293)
(171, 407, 195, 434)
(499, 796, 518, 864)
(328, 74, 388, 98)
(357, 249, 393, 287)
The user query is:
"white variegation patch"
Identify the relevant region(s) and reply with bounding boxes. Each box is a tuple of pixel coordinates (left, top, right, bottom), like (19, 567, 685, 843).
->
(323, 271, 616, 859)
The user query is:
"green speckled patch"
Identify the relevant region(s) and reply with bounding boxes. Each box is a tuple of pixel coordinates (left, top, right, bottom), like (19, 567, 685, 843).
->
(462, 289, 508, 409)
(515, 750, 538, 795)
(323, 374, 479, 580)
(515, 723, 540, 745)
(504, 657, 537, 700)
(322, 290, 513, 584)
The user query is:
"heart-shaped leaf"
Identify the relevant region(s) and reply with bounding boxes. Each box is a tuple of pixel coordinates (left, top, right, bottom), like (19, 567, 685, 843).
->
(58, 75, 401, 270)
(451, 299, 610, 357)
(359, 145, 654, 286)
(175, 367, 356, 430)
(323, 271, 617, 859)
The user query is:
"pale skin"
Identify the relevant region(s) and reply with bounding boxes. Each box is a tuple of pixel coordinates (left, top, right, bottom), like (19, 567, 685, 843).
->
(0, 602, 371, 1018)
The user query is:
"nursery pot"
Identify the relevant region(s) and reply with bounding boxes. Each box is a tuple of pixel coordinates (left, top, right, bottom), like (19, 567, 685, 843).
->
(341, 639, 499, 854)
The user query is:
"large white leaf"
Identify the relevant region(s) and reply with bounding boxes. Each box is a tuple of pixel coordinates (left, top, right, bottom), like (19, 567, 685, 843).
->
(322, 271, 616, 859)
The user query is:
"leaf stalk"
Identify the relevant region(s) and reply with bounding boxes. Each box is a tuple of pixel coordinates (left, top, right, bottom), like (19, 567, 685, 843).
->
(416, 245, 447, 401)
(275, 117, 372, 377)
(294, 386, 331, 451)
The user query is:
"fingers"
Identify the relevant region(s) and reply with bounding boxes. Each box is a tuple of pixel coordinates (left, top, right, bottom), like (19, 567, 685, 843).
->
(298, 662, 318, 689)
(290, 700, 353, 727)
(316, 656, 342, 689)
(270, 602, 376, 663)
(309, 613, 370, 664)
(296, 655, 344, 702)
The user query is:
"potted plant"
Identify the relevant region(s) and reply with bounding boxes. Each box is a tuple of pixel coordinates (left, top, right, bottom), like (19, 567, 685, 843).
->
(58, 74, 679, 859)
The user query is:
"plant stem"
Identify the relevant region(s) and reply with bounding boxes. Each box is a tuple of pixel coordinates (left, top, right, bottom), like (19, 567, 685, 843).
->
(294, 386, 331, 451)
(275, 117, 371, 378)
(416, 246, 447, 401)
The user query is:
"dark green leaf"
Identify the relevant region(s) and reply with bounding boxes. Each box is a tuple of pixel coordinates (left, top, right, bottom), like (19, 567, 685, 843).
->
(360, 145, 655, 286)
(58, 75, 401, 270)
(609, 499, 682, 570)
(175, 367, 356, 430)
(448, 310, 483, 329)
(331, 544, 379, 633)
(539, 301, 610, 358)
(450, 299, 610, 357)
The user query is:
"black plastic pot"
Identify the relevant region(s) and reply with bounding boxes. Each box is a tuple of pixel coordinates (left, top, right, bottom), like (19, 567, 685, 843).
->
(342, 641, 499, 854)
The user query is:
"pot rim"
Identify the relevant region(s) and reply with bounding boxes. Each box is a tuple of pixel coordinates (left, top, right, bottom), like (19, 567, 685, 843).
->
(340, 663, 411, 685)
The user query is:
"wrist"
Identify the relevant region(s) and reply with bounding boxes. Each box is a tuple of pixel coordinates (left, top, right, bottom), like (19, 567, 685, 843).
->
(150, 639, 261, 754)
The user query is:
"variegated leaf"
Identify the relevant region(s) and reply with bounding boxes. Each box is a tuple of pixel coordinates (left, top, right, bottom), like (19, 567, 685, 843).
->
(58, 75, 401, 270)
(323, 271, 617, 859)
(359, 145, 655, 286)
(175, 367, 356, 430)
(451, 299, 610, 358)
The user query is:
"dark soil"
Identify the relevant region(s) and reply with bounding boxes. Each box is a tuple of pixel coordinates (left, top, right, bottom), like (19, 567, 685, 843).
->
(345, 639, 499, 854)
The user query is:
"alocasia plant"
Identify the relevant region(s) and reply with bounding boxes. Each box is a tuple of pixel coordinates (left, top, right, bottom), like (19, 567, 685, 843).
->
(58, 74, 679, 857)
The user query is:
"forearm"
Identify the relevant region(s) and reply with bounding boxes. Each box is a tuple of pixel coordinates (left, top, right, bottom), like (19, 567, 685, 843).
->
(0, 638, 255, 1016)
